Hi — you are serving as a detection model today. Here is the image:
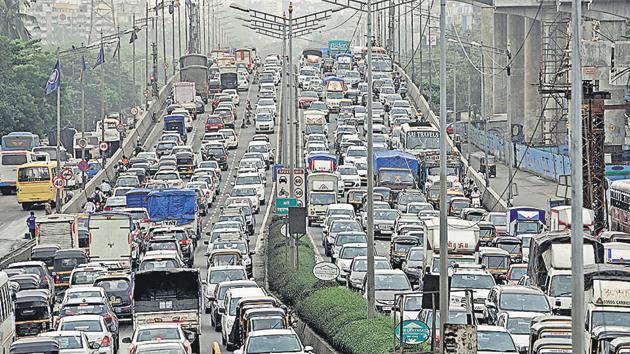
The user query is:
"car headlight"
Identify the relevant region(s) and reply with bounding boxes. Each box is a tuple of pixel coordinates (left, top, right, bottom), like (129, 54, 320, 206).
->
(243, 257, 252, 265)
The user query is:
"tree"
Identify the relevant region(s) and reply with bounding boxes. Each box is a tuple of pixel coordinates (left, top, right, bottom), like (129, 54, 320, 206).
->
(0, 0, 37, 40)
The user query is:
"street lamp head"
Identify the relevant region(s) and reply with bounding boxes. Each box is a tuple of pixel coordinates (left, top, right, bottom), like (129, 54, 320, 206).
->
(447, 38, 457, 44)
(470, 41, 481, 47)
(288, 2, 293, 13)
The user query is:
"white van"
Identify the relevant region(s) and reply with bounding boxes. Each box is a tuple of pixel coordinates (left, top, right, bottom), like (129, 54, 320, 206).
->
(221, 287, 266, 348)
(88, 212, 134, 269)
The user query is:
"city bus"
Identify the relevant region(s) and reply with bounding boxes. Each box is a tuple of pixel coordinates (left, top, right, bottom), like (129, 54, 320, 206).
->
(400, 124, 440, 155)
(16, 161, 59, 210)
(1, 132, 40, 151)
(0, 151, 43, 195)
(0, 271, 15, 352)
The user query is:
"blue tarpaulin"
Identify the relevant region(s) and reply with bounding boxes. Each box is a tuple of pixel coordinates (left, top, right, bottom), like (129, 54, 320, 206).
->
(373, 150, 419, 177)
(125, 188, 152, 209)
(147, 189, 197, 225)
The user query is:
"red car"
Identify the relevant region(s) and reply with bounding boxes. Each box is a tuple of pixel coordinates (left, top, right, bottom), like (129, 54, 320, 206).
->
(298, 92, 319, 108)
(205, 115, 225, 132)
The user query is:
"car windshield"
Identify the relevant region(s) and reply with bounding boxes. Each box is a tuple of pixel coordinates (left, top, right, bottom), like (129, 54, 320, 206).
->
(516, 221, 540, 233)
(336, 234, 367, 245)
(213, 242, 247, 253)
(591, 311, 630, 328)
(72, 270, 104, 285)
(207, 117, 222, 124)
(482, 255, 509, 268)
(399, 194, 424, 205)
(61, 319, 103, 332)
(310, 193, 336, 205)
(65, 290, 102, 299)
(374, 210, 398, 220)
(136, 328, 181, 342)
(248, 145, 268, 153)
(60, 304, 106, 317)
(55, 335, 83, 349)
(251, 318, 285, 331)
(477, 331, 516, 352)
(507, 317, 532, 335)
(139, 259, 179, 270)
(305, 125, 325, 135)
(257, 115, 273, 122)
(394, 242, 416, 252)
(155, 173, 178, 180)
(489, 215, 507, 226)
(497, 243, 521, 254)
(451, 274, 495, 289)
(353, 259, 390, 272)
(408, 249, 423, 261)
(209, 269, 246, 283)
(247, 334, 302, 353)
(340, 246, 367, 259)
(236, 176, 261, 185)
(232, 188, 257, 197)
(548, 274, 572, 297)
(339, 166, 358, 175)
(508, 267, 527, 281)
(374, 274, 410, 291)
(95, 279, 130, 292)
(347, 149, 367, 157)
(500, 293, 550, 312)
(331, 222, 361, 233)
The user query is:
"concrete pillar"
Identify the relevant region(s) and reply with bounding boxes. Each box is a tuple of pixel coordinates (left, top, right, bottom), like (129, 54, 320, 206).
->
(599, 72, 626, 146)
(507, 14, 525, 127)
(524, 18, 542, 144)
(480, 7, 494, 117)
(493, 13, 508, 115)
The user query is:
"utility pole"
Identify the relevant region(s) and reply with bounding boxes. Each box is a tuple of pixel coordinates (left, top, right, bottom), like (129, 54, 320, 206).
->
(288, 3, 295, 197)
(506, 45, 512, 205)
(162, 0, 167, 84)
(479, 42, 488, 186)
(411, 2, 415, 83)
(55, 48, 62, 213)
(570, 0, 584, 352)
(438, 0, 448, 352)
(172, 0, 176, 75)
(145, 1, 150, 109)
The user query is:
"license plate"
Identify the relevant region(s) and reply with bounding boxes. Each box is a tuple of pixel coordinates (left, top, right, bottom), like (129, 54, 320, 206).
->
(383, 306, 391, 312)
(114, 307, 122, 313)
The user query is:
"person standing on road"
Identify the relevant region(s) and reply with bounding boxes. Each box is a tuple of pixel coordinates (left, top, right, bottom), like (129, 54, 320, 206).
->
(26, 212, 36, 239)
(100, 180, 112, 197)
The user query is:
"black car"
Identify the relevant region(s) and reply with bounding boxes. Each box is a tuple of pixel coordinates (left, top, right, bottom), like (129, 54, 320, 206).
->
(204, 146, 228, 170)
(93, 274, 134, 319)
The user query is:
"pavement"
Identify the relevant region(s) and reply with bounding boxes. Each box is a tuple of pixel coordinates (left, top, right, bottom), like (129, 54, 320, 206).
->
(462, 142, 558, 211)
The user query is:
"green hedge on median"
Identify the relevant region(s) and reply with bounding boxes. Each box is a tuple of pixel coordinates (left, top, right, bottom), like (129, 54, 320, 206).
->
(266, 221, 427, 354)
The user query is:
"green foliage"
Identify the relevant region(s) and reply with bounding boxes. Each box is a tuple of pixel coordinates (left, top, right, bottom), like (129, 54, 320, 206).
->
(0, 0, 36, 40)
(0, 36, 139, 138)
(266, 223, 430, 354)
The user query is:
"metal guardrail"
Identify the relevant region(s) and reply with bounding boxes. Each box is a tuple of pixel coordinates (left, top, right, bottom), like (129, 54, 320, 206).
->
(0, 239, 36, 269)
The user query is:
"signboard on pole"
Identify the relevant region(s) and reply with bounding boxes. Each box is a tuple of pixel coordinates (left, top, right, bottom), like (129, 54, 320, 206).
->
(99, 142, 109, 152)
(275, 198, 297, 216)
(275, 167, 306, 208)
(61, 168, 74, 181)
(52, 176, 65, 189)
(312, 262, 340, 281)
(78, 138, 87, 148)
(78, 160, 89, 172)
(394, 320, 430, 345)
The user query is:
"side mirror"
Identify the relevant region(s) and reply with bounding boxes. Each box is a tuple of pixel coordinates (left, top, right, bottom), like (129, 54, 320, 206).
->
(90, 342, 101, 349)
(250, 250, 256, 255)
(202, 280, 207, 285)
(234, 350, 244, 354)
(186, 332, 196, 342)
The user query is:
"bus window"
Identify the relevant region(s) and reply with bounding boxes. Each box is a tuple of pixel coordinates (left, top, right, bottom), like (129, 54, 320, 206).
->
(1, 154, 28, 166)
(18, 166, 51, 182)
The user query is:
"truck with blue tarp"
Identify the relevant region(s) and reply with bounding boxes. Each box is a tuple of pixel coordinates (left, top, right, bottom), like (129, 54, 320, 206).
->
(147, 189, 200, 238)
(126, 188, 152, 209)
(307, 152, 337, 173)
(163, 115, 188, 143)
(373, 150, 419, 195)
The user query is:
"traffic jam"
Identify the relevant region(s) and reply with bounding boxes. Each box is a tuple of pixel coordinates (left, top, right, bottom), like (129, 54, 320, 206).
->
(1, 44, 629, 354)
(295, 45, 630, 354)
(2, 48, 311, 354)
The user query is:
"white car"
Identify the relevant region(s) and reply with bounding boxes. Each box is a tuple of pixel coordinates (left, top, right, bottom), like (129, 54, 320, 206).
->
(69, 267, 108, 289)
(202, 132, 228, 149)
(256, 98, 277, 116)
(41, 330, 97, 354)
(238, 78, 249, 92)
(223, 89, 240, 105)
(335, 243, 368, 282)
(62, 286, 107, 303)
(204, 266, 248, 309)
(229, 187, 261, 214)
(218, 128, 238, 149)
(235, 329, 313, 354)
(246, 141, 275, 165)
(57, 315, 115, 354)
(255, 113, 275, 133)
(122, 323, 193, 354)
(337, 165, 361, 191)
(234, 173, 266, 205)
(343, 146, 368, 165)
(153, 170, 184, 189)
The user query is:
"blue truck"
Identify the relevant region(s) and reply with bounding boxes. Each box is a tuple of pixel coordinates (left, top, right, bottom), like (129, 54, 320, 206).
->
(373, 150, 419, 194)
(163, 115, 187, 143)
(147, 189, 200, 237)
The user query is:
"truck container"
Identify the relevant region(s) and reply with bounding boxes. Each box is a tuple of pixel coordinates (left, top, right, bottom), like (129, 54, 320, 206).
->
(173, 82, 197, 114)
(180, 65, 208, 103)
(35, 214, 77, 249)
(88, 211, 134, 268)
(147, 189, 200, 237)
(133, 269, 202, 353)
(549, 205, 595, 235)
(527, 232, 603, 314)
(307, 172, 339, 225)
(422, 217, 479, 275)
(125, 188, 151, 209)
(373, 150, 418, 193)
(507, 207, 545, 237)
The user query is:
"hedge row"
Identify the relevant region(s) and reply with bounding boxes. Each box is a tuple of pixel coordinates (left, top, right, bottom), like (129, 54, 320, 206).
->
(266, 221, 423, 354)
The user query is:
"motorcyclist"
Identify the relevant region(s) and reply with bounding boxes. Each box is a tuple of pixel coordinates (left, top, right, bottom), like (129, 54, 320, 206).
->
(471, 187, 481, 207)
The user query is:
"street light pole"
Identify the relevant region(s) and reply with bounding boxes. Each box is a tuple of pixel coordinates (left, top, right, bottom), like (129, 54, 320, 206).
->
(479, 43, 488, 186)
(506, 45, 512, 206)
(288, 3, 295, 198)
(365, 0, 376, 319)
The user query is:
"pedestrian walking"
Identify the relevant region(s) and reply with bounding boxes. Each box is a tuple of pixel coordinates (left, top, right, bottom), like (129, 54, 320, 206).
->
(26, 212, 36, 239)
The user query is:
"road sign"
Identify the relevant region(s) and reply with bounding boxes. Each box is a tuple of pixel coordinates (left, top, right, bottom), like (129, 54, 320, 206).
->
(99, 142, 109, 152)
(394, 320, 430, 345)
(130, 106, 139, 115)
(78, 160, 89, 172)
(61, 168, 74, 181)
(275, 167, 306, 210)
(163, 62, 169, 70)
(78, 138, 87, 148)
(52, 176, 65, 190)
(312, 262, 339, 281)
(275, 198, 297, 216)
(116, 123, 126, 133)
(144, 89, 151, 97)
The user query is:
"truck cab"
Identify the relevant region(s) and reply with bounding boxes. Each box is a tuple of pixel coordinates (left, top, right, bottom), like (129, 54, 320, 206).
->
(507, 207, 545, 237)
(307, 172, 339, 226)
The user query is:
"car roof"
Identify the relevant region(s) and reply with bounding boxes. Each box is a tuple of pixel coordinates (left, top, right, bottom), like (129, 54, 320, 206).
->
(496, 285, 544, 294)
(59, 314, 103, 321)
(476, 325, 510, 333)
(63, 297, 107, 305)
(248, 329, 297, 337)
(374, 269, 406, 275)
(135, 322, 182, 329)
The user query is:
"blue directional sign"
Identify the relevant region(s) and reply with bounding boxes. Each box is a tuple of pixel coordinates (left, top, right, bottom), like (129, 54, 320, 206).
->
(394, 320, 430, 345)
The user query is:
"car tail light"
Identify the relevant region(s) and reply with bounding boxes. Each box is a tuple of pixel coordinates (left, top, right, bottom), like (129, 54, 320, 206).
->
(104, 206, 112, 211)
(42, 276, 48, 284)
(129, 345, 136, 354)
(101, 335, 111, 347)
(55, 275, 60, 283)
(179, 239, 189, 246)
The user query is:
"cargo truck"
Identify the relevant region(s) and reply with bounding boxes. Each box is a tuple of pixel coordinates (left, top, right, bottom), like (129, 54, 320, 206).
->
(549, 205, 595, 235)
(422, 217, 479, 276)
(373, 150, 418, 195)
(35, 214, 77, 249)
(180, 65, 208, 103)
(307, 172, 339, 225)
(146, 189, 200, 238)
(507, 207, 545, 237)
(173, 82, 197, 116)
(527, 232, 604, 315)
(133, 269, 202, 353)
(88, 211, 135, 269)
